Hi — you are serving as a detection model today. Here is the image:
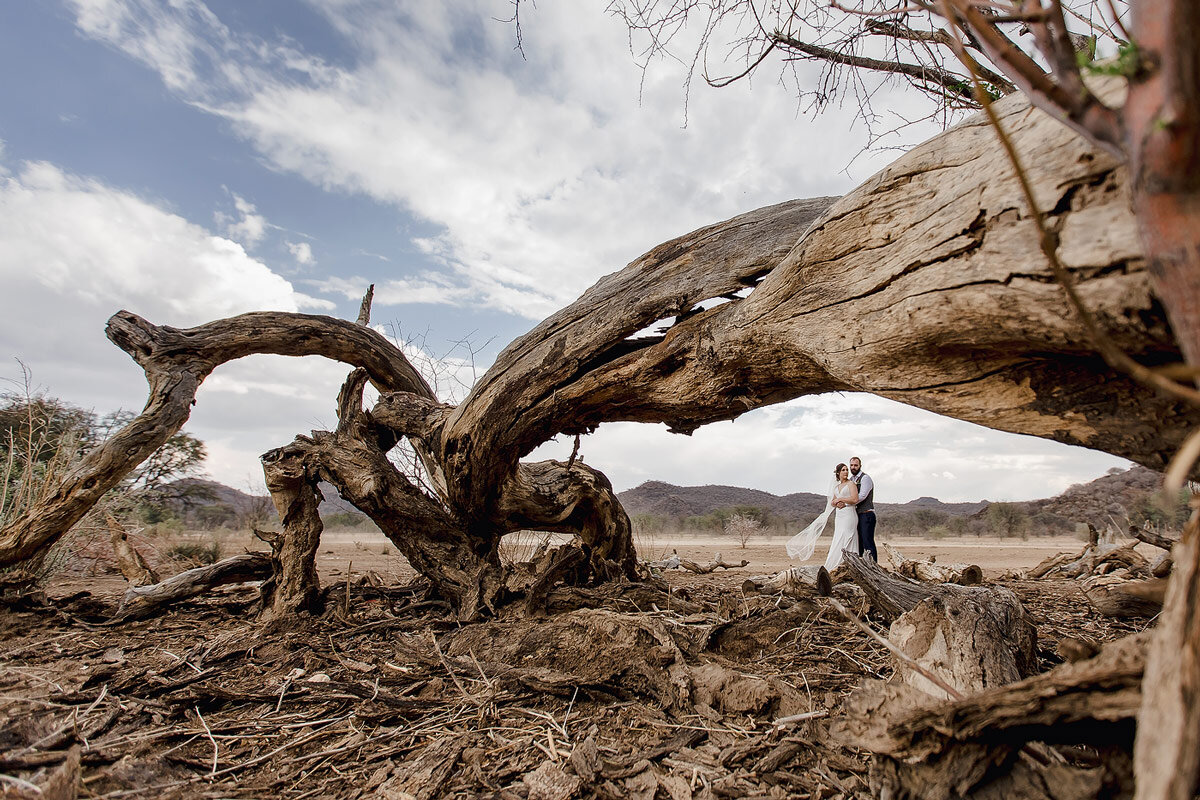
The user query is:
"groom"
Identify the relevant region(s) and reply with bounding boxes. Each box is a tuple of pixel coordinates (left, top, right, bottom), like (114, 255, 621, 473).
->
(849, 457, 877, 561)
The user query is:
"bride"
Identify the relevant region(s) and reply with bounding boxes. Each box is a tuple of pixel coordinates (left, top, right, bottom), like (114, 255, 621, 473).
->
(786, 463, 860, 571)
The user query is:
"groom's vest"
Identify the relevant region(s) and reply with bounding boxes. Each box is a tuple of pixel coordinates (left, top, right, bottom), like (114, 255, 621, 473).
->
(854, 473, 875, 513)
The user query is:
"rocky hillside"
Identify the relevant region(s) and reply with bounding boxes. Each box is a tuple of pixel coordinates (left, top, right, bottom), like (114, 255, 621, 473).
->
(166, 479, 368, 527)
(618, 480, 988, 522)
(1025, 465, 1177, 529)
(618, 465, 1188, 535)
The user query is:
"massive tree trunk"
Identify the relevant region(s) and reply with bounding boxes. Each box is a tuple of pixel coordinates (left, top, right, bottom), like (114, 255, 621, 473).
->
(1, 87, 1195, 623)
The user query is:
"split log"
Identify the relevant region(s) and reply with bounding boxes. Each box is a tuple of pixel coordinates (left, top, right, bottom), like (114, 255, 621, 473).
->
(841, 551, 1003, 622)
(1026, 551, 1074, 579)
(650, 552, 748, 573)
(112, 552, 272, 622)
(888, 588, 1038, 699)
(843, 551, 1038, 694)
(1080, 575, 1167, 618)
(884, 543, 983, 585)
(835, 631, 1149, 799)
(742, 566, 822, 596)
(1151, 552, 1174, 578)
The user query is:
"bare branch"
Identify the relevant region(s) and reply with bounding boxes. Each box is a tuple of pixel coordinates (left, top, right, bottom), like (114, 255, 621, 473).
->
(947, 0, 1123, 157)
(770, 31, 978, 103)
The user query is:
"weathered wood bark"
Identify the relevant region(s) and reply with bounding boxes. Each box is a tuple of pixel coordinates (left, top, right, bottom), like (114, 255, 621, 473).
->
(257, 459, 324, 618)
(105, 513, 157, 587)
(888, 589, 1038, 700)
(1134, 511, 1200, 799)
(113, 553, 272, 622)
(1080, 575, 1167, 618)
(835, 631, 1149, 800)
(884, 543, 983, 585)
(529, 81, 1197, 478)
(1131, 525, 1180, 552)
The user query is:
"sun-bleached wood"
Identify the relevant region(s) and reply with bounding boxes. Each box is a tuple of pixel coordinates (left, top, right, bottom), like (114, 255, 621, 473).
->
(2, 87, 1195, 623)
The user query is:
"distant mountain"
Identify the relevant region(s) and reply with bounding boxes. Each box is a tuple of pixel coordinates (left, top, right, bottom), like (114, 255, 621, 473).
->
(617, 480, 987, 522)
(172, 465, 1168, 531)
(167, 479, 369, 525)
(169, 478, 271, 516)
(617, 467, 1170, 527)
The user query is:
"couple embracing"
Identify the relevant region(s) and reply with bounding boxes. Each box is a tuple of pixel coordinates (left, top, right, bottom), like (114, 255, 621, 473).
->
(786, 456, 877, 571)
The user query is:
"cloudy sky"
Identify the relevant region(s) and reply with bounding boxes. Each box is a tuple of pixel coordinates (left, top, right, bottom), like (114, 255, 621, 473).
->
(0, 1, 1129, 504)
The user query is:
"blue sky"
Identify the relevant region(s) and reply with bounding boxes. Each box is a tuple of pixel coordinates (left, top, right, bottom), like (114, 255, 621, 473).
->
(0, 0, 1129, 503)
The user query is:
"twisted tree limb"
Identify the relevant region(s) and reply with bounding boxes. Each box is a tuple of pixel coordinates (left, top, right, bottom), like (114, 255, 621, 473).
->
(4, 87, 1195, 625)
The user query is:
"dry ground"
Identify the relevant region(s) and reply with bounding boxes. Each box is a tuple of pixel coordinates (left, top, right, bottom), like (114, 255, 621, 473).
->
(0, 529, 1151, 799)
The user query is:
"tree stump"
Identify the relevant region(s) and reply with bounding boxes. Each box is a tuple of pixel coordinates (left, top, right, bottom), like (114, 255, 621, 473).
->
(835, 632, 1149, 800)
(889, 588, 1038, 699)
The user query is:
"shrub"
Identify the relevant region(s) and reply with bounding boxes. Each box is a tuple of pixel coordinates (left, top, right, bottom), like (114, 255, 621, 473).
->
(168, 539, 222, 565)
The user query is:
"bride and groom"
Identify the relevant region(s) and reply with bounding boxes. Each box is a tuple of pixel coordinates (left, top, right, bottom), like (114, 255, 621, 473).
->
(786, 456, 876, 571)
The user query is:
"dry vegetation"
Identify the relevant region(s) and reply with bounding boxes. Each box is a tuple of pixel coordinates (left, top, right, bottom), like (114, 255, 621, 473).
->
(0, 534, 1157, 799)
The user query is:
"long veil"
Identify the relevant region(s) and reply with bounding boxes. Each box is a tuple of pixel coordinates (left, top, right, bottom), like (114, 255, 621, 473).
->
(785, 476, 839, 560)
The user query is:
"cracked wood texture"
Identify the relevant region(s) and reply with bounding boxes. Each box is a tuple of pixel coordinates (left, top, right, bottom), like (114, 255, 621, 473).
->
(2, 85, 1195, 623)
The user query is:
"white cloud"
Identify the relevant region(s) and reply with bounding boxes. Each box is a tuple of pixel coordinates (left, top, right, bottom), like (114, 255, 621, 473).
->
(312, 274, 476, 310)
(0, 158, 343, 478)
(214, 191, 268, 248)
(66, 0, 939, 320)
(0, 162, 302, 324)
(287, 240, 315, 265)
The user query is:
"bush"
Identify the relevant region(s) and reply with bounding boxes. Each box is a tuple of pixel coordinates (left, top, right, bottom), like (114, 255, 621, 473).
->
(168, 539, 222, 565)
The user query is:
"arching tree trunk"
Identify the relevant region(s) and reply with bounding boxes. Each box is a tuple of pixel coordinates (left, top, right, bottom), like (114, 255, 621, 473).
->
(1, 87, 1195, 623)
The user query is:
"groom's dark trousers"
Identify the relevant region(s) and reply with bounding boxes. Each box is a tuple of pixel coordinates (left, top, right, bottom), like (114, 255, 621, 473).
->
(857, 511, 877, 561)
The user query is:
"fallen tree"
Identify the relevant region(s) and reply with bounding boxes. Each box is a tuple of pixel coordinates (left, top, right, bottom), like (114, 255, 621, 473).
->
(884, 543, 983, 586)
(1, 85, 1195, 627)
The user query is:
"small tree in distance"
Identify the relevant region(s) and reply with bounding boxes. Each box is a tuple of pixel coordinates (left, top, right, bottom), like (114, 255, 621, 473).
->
(725, 512, 761, 549)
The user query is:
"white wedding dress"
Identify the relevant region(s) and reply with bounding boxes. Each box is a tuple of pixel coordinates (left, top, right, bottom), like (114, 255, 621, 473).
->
(785, 480, 859, 571)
